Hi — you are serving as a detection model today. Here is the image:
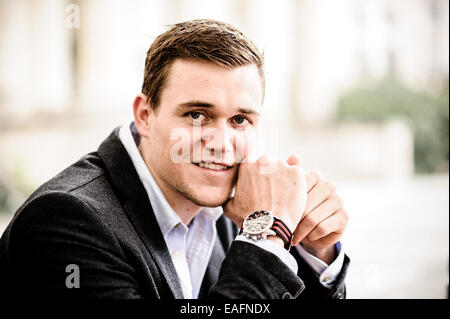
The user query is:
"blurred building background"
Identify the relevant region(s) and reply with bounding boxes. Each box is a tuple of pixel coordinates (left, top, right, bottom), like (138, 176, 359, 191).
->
(0, 0, 448, 298)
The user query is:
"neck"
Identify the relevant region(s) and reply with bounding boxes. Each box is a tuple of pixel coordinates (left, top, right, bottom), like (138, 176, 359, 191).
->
(138, 144, 201, 226)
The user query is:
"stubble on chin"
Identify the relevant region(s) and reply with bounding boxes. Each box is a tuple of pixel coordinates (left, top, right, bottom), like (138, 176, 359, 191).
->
(174, 180, 234, 208)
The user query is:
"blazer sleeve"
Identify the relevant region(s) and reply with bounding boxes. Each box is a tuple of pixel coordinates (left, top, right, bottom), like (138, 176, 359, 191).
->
(208, 240, 350, 299)
(208, 241, 305, 299)
(293, 248, 350, 300)
(1, 191, 143, 299)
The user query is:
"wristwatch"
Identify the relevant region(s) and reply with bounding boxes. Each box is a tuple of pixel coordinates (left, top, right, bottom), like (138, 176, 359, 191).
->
(241, 210, 293, 250)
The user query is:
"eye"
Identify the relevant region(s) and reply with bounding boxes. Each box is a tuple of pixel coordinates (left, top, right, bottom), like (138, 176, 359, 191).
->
(232, 116, 250, 126)
(189, 111, 202, 120)
(185, 111, 206, 122)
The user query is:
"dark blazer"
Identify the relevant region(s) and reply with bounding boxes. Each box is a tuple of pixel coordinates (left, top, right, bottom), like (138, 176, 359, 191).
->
(0, 127, 349, 299)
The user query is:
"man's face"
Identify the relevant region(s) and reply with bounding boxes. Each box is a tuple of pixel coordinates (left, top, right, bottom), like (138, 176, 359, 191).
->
(144, 59, 262, 208)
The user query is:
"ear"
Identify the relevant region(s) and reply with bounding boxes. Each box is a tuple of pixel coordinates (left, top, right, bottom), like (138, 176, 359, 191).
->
(133, 93, 153, 138)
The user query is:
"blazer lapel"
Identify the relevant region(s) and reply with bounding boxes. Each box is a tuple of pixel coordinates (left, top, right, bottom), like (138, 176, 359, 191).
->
(98, 128, 184, 299)
(198, 235, 225, 298)
(198, 215, 238, 298)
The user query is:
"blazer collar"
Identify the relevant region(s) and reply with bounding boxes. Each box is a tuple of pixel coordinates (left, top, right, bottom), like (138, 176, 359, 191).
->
(98, 127, 184, 299)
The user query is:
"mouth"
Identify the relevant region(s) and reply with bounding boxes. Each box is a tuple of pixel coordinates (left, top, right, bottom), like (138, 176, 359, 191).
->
(193, 161, 233, 171)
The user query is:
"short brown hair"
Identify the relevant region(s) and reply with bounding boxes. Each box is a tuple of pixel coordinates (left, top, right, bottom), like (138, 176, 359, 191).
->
(141, 19, 265, 110)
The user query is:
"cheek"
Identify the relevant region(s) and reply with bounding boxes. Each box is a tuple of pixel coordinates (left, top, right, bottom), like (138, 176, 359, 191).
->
(155, 122, 192, 159)
(234, 131, 255, 162)
(148, 125, 183, 173)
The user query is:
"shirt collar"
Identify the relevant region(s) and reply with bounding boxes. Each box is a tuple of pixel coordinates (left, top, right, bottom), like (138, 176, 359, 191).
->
(118, 121, 222, 237)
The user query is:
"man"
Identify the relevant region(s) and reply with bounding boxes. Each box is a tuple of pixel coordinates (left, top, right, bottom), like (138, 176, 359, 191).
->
(0, 19, 349, 299)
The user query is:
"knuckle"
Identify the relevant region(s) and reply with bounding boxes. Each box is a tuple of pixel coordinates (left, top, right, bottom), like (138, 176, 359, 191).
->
(304, 214, 318, 228)
(341, 209, 349, 222)
(315, 224, 327, 237)
(335, 210, 349, 229)
(256, 156, 278, 174)
(332, 196, 344, 209)
(324, 181, 336, 194)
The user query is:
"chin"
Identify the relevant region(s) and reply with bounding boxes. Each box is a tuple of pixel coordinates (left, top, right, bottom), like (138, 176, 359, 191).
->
(183, 184, 232, 208)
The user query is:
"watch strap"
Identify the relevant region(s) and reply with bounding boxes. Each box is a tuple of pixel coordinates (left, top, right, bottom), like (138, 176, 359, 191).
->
(271, 217, 293, 250)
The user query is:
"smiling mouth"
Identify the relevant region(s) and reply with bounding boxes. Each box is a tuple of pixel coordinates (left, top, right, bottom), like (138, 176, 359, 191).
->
(193, 161, 233, 171)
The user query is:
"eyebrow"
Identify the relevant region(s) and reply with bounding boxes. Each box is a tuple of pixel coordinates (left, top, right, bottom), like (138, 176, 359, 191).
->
(178, 100, 260, 116)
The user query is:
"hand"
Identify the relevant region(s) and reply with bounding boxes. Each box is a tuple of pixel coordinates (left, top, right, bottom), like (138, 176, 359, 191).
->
(223, 155, 307, 234)
(291, 170, 348, 264)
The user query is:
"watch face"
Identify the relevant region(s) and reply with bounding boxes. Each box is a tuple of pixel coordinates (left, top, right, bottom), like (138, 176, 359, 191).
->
(243, 210, 273, 234)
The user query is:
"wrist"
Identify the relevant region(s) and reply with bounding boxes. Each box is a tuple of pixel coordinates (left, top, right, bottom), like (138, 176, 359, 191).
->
(267, 235, 285, 247)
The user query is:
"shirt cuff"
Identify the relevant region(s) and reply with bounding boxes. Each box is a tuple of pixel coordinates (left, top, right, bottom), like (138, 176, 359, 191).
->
(295, 242, 345, 288)
(235, 235, 298, 274)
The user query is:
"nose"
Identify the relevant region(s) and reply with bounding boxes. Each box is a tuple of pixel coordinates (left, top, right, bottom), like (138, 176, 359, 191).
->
(202, 121, 235, 163)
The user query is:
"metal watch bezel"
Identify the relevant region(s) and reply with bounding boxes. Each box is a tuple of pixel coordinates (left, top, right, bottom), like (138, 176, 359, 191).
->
(242, 210, 276, 240)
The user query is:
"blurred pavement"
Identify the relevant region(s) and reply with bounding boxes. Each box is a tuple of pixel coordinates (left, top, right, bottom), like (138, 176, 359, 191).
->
(340, 174, 449, 298)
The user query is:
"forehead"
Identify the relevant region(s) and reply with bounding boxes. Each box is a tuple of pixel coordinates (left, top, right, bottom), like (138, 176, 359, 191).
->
(159, 59, 263, 112)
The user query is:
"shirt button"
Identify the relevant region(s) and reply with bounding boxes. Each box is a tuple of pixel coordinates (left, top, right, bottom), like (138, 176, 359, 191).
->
(322, 276, 330, 283)
(281, 292, 292, 299)
(172, 250, 178, 258)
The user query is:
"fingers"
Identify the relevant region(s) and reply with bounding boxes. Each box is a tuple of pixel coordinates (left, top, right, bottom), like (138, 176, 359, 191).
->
(302, 232, 343, 250)
(306, 169, 325, 192)
(292, 196, 342, 245)
(306, 209, 348, 242)
(283, 164, 325, 192)
(301, 180, 336, 223)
